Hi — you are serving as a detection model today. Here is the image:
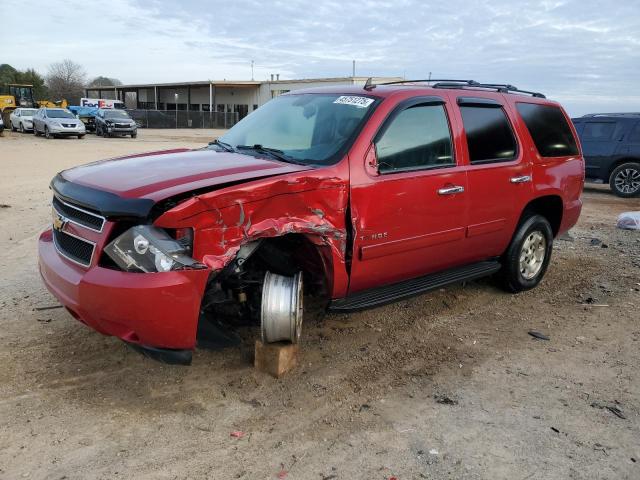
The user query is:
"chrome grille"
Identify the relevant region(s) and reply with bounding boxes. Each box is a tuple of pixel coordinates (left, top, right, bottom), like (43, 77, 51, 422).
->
(52, 196, 105, 232)
(53, 228, 95, 267)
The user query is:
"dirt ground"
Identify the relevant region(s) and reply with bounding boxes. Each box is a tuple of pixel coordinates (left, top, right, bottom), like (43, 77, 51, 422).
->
(0, 129, 639, 480)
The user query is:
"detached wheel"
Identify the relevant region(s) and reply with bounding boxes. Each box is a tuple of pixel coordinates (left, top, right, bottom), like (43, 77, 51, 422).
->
(610, 162, 640, 198)
(500, 214, 553, 293)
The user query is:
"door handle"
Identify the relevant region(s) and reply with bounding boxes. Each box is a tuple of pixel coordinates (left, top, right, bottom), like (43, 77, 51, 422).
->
(438, 185, 465, 195)
(510, 175, 532, 184)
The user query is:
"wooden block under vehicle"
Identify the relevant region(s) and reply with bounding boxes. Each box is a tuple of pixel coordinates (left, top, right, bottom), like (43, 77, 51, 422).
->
(254, 340, 299, 378)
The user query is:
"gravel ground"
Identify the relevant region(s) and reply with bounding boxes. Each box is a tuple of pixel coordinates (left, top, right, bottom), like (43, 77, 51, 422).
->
(0, 129, 639, 480)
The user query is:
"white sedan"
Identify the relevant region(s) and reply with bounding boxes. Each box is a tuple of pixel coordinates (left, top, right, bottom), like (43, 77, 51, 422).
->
(10, 108, 38, 133)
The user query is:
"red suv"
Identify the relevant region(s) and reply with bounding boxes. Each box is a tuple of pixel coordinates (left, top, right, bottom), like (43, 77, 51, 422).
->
(39, 80, 584, 364)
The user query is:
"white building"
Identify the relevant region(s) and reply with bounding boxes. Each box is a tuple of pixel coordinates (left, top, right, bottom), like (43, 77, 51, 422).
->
(85, 76, 401, 120)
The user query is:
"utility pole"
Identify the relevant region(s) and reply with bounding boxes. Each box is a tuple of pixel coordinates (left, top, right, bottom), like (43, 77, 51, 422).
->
(251, 60, 254, 81)
(352, 60, 356, 78)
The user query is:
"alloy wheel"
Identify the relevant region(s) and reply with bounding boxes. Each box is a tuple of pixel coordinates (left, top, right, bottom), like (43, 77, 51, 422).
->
(614, 168, 640, 195)
(519, 231, 546, 280)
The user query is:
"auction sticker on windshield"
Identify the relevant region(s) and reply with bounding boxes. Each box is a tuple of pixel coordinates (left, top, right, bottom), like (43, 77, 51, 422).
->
(333, 96, 375, 108)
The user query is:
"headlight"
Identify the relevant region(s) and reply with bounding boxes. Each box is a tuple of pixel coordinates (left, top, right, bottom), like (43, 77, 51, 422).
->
(104, 225, 206, 273)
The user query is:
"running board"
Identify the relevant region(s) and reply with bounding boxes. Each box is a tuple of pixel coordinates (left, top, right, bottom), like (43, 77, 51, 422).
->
(329, 260, 501, 312)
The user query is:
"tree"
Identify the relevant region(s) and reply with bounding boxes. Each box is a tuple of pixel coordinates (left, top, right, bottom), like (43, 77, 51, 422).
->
(0, 64, 19, 85)
(46, 59, 87, 104)
(17, 68, 49, 101)
(88, 76, 122, 87)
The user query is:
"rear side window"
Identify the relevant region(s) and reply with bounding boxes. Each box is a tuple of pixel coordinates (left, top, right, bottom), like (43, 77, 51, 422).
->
(516, 103, 579, 157)
(375, 104, 454, 173)
(459, 106, 517, 163)
(583, 122, 616, 140)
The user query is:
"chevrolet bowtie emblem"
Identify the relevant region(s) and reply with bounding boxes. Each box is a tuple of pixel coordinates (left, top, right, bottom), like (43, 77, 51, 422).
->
(52, 209, 68, 232)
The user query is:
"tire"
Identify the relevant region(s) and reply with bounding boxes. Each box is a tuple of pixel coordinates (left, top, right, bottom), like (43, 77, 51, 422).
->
(609, 162, 640, 198)
(499, 214, 553, 293)
(44, 126, 52, 139)
(19, 123, 25, 133)
(131, 132, 137, 138)
(34, 125, 40, 136)
(78, 135, 85, 139)
(11, 122, 17, 132)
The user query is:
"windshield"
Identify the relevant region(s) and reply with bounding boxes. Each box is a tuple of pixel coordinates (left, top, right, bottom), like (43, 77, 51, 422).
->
(216, 93, 378, 164)
(104, 110, 131, 119)
(46, 109, 75, 119)
(20, 109, 37, 116)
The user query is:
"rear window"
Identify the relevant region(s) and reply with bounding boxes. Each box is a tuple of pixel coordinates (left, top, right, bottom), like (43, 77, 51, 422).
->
(516, 103, 579, 157)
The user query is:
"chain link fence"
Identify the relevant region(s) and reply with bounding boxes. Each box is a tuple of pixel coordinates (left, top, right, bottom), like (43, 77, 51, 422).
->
(125, 110, 240, 129)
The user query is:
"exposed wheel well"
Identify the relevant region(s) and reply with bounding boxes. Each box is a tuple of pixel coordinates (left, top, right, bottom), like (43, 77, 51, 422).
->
(198, 234, 333, 335)
(520, 195, 563, 236)
(608, 158, 640, 179)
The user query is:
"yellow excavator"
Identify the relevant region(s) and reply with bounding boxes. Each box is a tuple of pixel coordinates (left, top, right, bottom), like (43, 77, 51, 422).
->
(0, 84, 67, 125)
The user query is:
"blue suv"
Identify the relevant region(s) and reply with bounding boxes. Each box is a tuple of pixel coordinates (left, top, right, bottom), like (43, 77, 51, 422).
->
(572, 113, 640, 197)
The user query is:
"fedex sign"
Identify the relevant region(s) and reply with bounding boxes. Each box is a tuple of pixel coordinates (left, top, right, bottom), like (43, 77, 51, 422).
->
(80, 98, 124, 109)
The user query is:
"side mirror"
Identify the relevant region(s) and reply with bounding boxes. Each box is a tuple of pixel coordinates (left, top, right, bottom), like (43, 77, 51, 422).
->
(365, 144, 379, 175)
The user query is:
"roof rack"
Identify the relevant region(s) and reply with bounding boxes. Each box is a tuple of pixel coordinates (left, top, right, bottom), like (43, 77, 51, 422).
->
(375, 79, 546, 98)
(581, 112, 640, 117)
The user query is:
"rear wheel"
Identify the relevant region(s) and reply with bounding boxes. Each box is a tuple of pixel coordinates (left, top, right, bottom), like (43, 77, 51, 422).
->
(500, 214, 553, 293)
(610, 162, 640, 198)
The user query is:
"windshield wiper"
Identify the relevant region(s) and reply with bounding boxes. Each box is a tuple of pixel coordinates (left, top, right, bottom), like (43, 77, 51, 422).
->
(235, 144, 305, 165)
(208, 139, 235, 152)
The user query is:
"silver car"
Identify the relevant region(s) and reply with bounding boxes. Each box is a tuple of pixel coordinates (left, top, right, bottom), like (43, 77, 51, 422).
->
(10, 108, 38, 133)
(33, 108, 86, 139)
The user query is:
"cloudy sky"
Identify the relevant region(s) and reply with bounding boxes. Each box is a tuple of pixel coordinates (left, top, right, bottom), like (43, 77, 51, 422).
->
(5, 0, 639, 115)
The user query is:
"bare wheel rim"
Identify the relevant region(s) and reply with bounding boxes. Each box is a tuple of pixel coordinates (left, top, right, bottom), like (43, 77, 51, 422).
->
(519, 231, 546, 280)
(614, 168, 640, 194)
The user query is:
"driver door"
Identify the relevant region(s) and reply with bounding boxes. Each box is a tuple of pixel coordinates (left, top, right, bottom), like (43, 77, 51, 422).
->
(348, 96, 470, 293)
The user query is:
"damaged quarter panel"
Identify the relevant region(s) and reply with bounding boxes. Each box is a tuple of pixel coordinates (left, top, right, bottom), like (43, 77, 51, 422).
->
(153, 161, 351, 298)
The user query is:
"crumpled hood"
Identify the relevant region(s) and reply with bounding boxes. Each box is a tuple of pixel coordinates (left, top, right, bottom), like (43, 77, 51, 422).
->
(61, 148, 311, 201)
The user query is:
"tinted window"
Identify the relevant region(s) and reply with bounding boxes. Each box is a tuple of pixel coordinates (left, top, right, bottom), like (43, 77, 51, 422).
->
(375, 104, 453, 173)
(516, 103, 579, 157)
(460, 106, 517, 163)
(583, 122, 615, 140)
(629, 123, 640, 142)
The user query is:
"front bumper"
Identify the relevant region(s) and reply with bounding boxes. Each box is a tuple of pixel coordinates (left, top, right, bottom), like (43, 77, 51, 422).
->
(49, 124, 85, 135)
(106, 125, 137, 134)
(38, 229, 210, 350)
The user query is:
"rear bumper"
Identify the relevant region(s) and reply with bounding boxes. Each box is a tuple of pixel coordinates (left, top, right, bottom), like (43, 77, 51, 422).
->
(38, 229, 210, 350)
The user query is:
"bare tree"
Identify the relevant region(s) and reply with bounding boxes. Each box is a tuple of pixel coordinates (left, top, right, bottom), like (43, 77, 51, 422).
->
(46, 59, 87, 104)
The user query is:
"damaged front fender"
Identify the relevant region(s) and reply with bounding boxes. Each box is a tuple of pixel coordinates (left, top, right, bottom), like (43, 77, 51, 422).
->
(153, 169, 351, 298)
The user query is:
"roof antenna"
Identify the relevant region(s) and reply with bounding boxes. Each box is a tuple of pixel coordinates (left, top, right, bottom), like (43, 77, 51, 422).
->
(363, 77, 375, 91)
